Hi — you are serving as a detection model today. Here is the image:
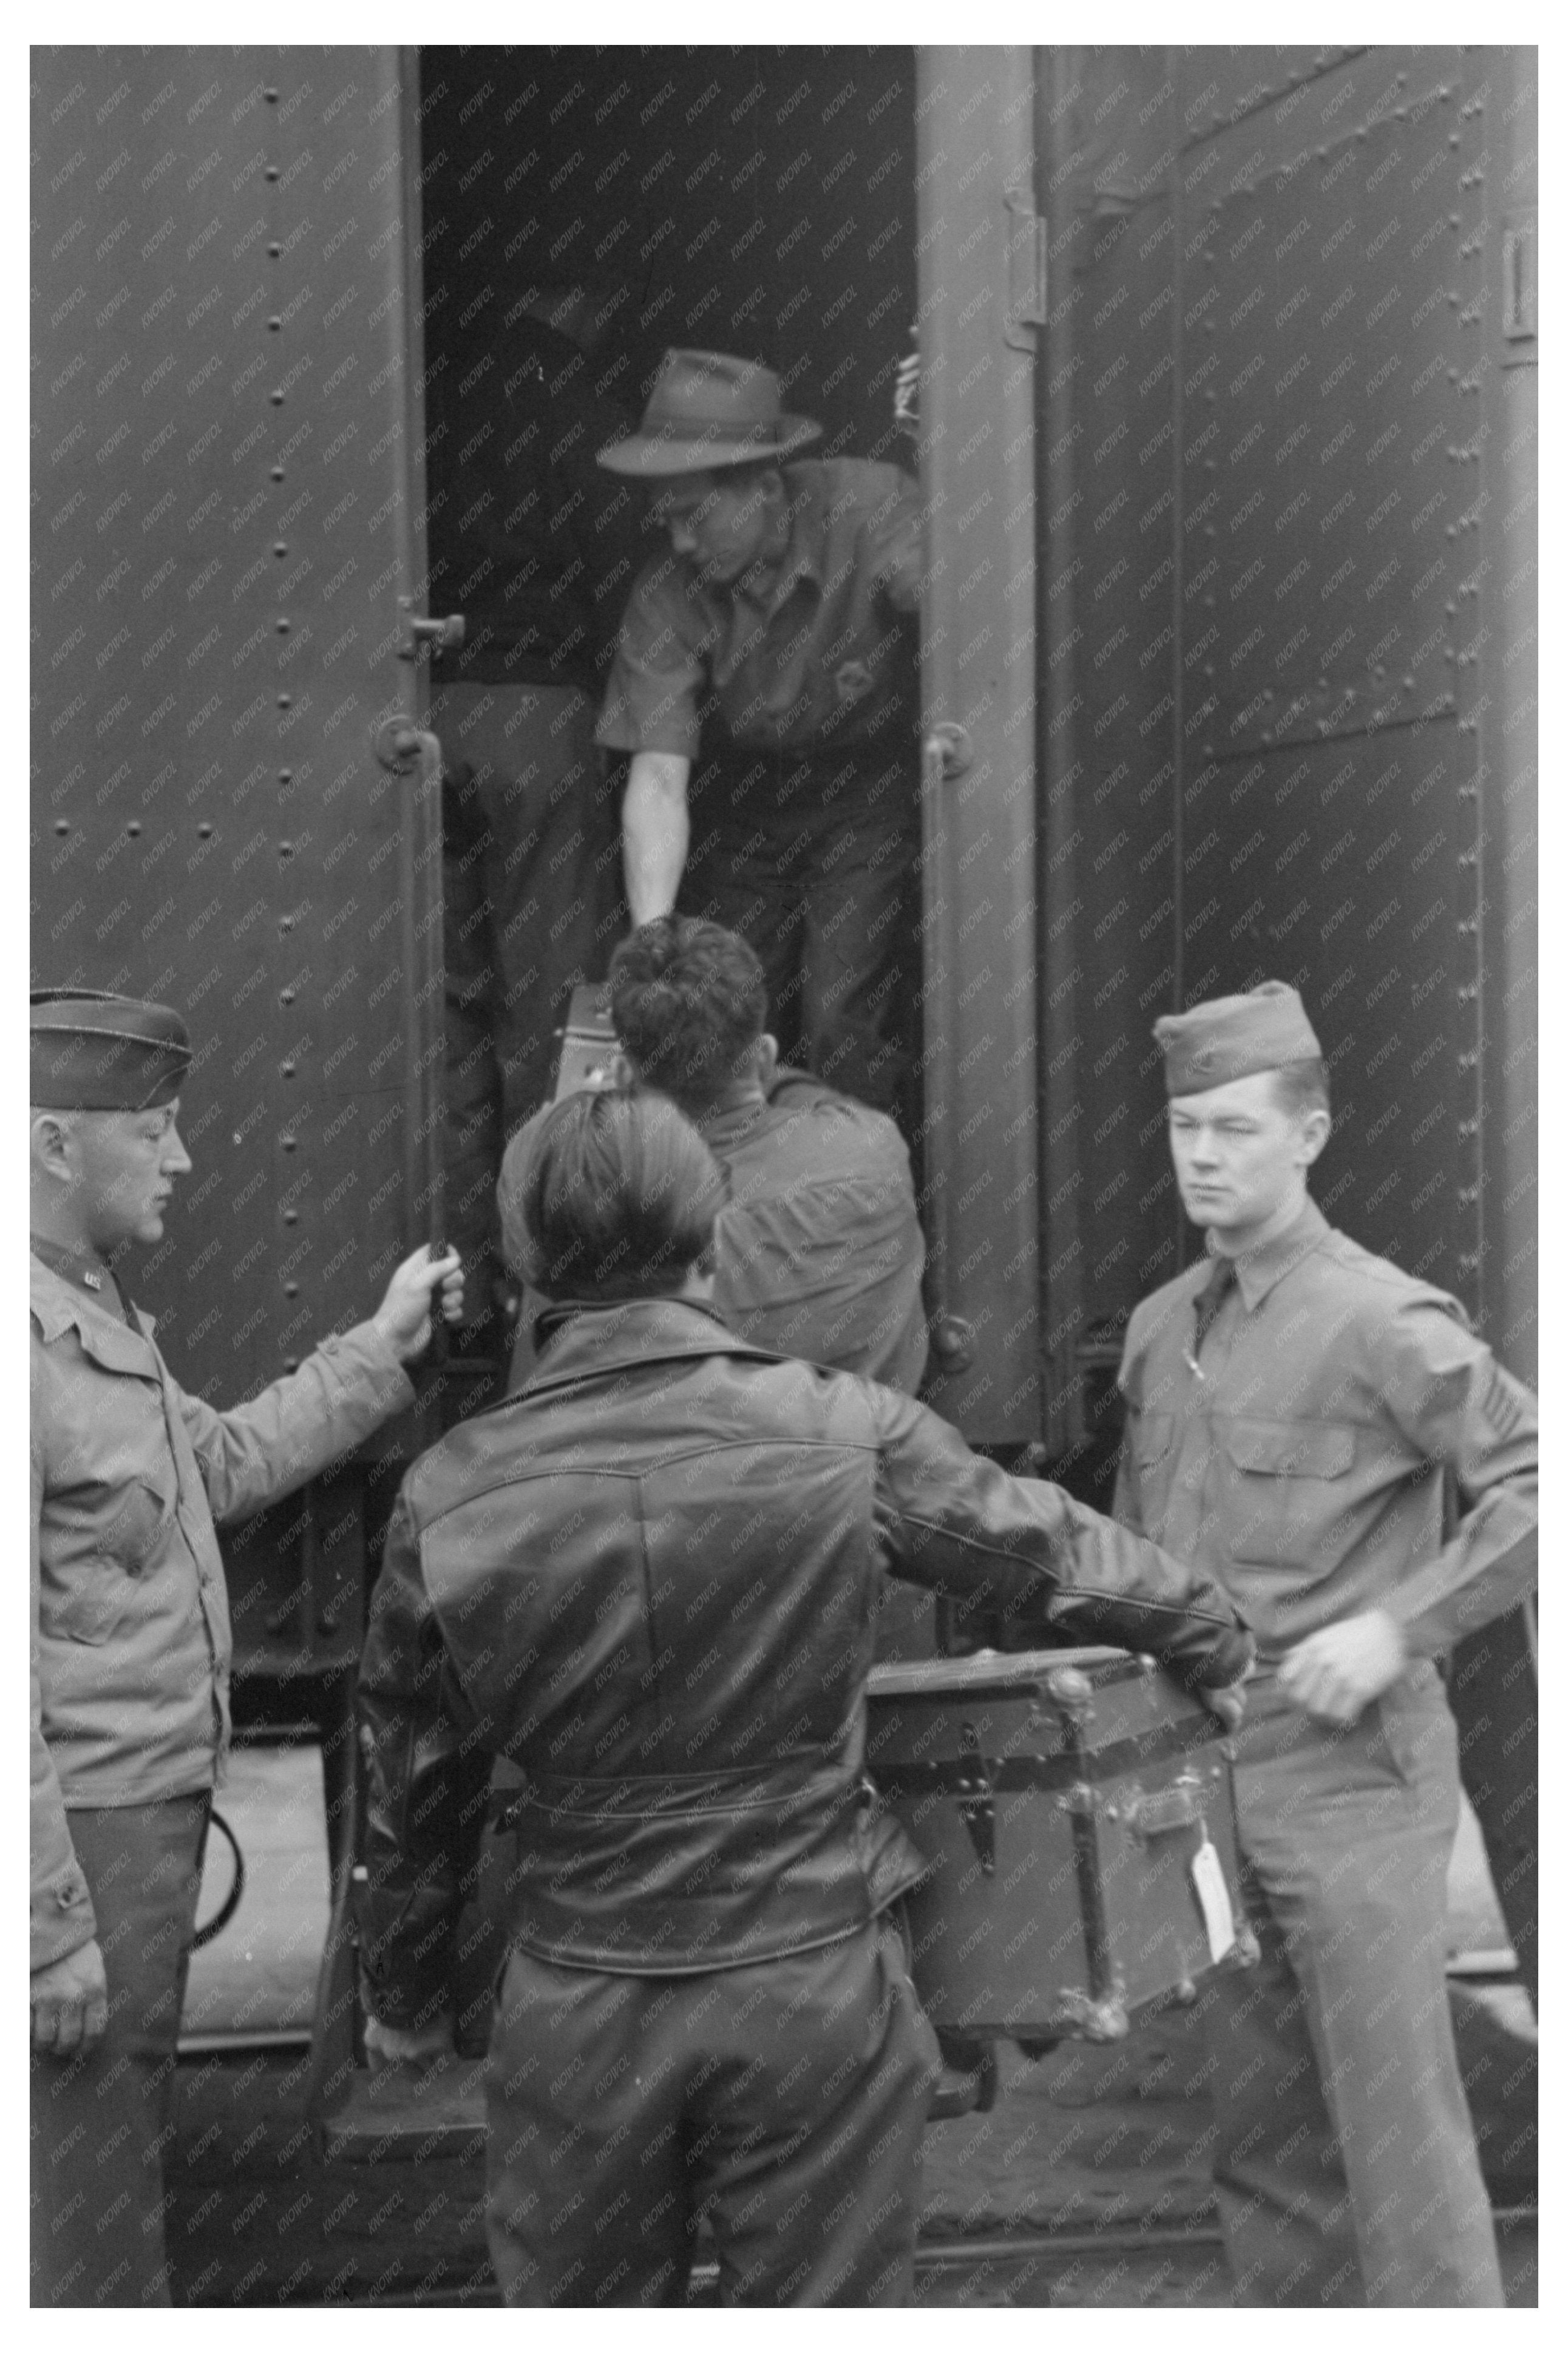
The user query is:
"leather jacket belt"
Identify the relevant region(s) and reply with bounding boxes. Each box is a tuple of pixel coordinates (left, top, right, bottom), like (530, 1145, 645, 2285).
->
(495, 1755, 860, 1830)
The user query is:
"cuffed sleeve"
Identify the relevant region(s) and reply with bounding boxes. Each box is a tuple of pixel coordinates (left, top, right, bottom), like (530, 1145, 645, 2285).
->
(1373, 1302, 1537, 1659)
(179, 1322, 413, 1524)
(871, 1388, 1251, 1688)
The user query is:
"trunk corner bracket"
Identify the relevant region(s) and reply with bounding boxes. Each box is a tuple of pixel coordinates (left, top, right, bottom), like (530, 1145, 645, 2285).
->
(955, 1722, 997, 1875)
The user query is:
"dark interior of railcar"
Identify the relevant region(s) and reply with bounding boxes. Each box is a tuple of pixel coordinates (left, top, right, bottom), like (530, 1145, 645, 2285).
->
(421, 47, 918, 506)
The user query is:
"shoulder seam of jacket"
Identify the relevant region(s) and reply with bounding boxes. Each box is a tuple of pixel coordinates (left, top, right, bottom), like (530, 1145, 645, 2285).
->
(411, 1434, 881, 1534)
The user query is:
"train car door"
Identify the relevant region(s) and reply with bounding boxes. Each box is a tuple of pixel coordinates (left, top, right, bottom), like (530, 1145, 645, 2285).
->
(32, 48, 451, 1688)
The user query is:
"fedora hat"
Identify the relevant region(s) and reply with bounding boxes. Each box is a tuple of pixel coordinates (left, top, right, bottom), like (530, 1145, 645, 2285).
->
(597, 350, 821, 477)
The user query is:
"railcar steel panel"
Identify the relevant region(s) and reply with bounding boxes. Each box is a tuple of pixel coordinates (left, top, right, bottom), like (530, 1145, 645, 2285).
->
(1475, 63, 1537, 1382)
(1173, 49, 1368, 152)
(1176, 90, 1489, 1305)
(1032, 39, 1535, 2021)
(1036, 46, 1502, 1372)
(1190, 106, 1478, 761)
(32, 48, 441, 1671)
(1179, 727, 1472, 1286)
(1056, 194, 1186, 1337)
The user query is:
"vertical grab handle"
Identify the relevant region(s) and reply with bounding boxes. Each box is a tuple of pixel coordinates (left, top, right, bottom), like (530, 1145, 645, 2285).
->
(373, 715, 447, 1364)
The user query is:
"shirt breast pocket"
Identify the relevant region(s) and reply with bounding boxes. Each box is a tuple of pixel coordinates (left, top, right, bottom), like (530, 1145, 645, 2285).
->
(101, 1475, 177, 1577)
(1221, 1418, 1357, 1569)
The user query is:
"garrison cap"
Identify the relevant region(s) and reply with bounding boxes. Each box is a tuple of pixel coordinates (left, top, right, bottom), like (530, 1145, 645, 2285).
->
(1155, 980, 1321, 1097)
(30, 988, 192, 1111)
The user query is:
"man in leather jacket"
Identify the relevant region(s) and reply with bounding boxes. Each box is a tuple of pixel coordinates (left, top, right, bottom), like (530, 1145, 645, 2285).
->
(357, 1088, 1252, 2307)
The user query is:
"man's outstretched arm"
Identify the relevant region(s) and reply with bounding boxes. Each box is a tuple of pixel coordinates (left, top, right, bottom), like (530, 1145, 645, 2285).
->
(622, 750, 691, 923)
(871, 1385, 1253, 1696)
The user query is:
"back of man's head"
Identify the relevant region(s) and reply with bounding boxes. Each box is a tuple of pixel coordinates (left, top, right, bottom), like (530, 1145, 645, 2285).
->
(608, 917, 767, 1115)
(511, 1087, 723, 1303)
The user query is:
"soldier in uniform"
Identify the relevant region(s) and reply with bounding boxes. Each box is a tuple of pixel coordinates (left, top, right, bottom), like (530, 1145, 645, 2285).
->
(594, 349, 923, 1119)
(1114, 980, 1537, 2306)
(29, 988, 462, 2306)
(356, 1087, 1252, 2307)
(500, 915, 927, 1394)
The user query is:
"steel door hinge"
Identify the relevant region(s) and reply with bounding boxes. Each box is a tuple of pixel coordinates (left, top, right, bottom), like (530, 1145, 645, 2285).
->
(1502, 211, 1536, 341)
(1004, 188, 1048, 349)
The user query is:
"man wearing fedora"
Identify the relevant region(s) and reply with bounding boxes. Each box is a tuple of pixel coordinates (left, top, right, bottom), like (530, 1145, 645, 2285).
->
(1115, 980, 1537, 2306)
(594, 348, 923, 1121)
(29, 988, 463, 2304)
(429, 274, 645, 1351)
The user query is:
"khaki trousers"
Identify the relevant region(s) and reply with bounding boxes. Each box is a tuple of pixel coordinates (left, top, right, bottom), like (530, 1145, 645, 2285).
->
(1200, 1663, 1503, 2306)
(30, 1794, 209, 2307)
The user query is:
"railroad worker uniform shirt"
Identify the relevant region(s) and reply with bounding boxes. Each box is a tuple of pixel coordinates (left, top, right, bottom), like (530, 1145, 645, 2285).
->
(596, 458, 921, 770)
(700, 1069, 928, 1391)
(597, 458, 923, 1114)
(501, 1068, 929, 1397)
(1115, 1198, 1536, 1661)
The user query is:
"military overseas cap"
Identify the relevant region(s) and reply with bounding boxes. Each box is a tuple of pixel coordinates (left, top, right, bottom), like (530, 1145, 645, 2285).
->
(30, 988, 192, 1111)
(1155, 980, 1322, 1098)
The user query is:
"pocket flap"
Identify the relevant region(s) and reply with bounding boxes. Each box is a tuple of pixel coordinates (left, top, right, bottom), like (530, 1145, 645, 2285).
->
(103, 1476, 177, 1572)
(72, 1310, 160, 1382)
(1223, 1419, 1355, 1478)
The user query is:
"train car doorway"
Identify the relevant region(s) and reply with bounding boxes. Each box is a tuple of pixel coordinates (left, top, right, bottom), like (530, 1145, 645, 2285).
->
(414, 49, 926, 1314)
(422, 50, 920, 486)
(412, 46, 1044, 1442)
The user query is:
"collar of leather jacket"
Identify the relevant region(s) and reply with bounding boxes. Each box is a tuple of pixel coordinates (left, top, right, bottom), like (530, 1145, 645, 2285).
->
(518, 1292, 789, 1402)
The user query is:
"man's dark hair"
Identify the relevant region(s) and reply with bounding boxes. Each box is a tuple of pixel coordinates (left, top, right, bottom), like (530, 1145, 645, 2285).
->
(608, 917, 767, 1113)
(1271, 1058, 1331, 1119)
(512, 1088, 723, 1303)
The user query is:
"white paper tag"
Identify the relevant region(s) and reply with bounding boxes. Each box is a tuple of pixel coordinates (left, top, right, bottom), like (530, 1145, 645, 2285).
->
(1190, 1838, 1237, 1966)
